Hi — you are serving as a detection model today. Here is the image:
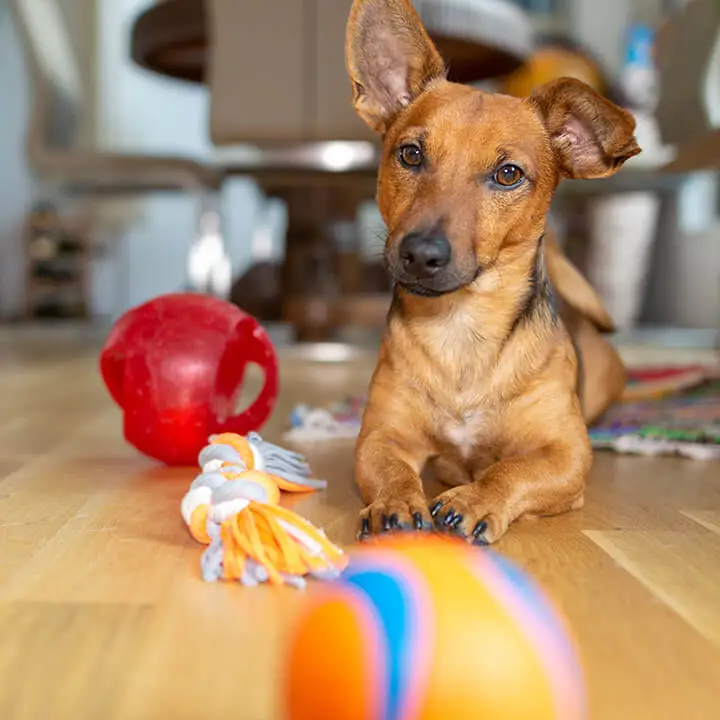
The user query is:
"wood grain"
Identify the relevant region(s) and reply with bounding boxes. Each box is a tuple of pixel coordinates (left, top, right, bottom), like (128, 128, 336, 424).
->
(0, 333, 719, 719)
(682, 509, 720, 535)
(585, 529, 720, 650)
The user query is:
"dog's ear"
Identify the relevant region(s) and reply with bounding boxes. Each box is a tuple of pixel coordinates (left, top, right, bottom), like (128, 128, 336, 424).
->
(346, 0, 446, 133)
(529, 77, 641, 179)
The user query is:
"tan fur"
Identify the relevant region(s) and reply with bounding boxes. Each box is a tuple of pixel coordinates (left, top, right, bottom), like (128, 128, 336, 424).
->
(347, 0, 639, 544)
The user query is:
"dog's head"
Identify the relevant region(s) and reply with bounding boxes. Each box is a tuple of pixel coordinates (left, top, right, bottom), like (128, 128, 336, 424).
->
(346, 0, 641, 298)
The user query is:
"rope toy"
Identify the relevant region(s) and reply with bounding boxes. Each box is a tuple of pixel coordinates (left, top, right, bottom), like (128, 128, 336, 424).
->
(182, 433, 348, 589)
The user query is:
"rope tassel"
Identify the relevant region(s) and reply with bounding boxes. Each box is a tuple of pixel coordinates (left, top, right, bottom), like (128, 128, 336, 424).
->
(199, 432, 327, 491)
(183, 434, 347, 588)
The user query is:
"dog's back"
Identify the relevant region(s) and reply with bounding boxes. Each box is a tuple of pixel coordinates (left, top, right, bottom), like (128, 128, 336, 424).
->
(545, 230, 627, 423)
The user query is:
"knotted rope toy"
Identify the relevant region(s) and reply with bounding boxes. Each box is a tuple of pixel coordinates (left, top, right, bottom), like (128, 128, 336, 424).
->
(182, 433, 348, 589)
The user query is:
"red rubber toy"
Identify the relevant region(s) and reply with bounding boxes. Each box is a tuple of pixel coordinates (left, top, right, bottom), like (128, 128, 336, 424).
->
(100, 293, 278, 466)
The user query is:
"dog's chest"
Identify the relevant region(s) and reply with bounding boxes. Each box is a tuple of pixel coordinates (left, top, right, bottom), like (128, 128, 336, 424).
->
(400, 310, 502, 457)
(417, 348, 498, 459)
(439, 406, 493, 459)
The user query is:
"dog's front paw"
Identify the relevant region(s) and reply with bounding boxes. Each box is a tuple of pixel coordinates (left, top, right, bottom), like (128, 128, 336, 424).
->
(358, 491, 433, 540)
(430, 485, 511, 546)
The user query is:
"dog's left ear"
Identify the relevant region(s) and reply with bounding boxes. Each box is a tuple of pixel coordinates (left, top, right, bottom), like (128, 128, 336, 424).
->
(529, 77, 641, 179)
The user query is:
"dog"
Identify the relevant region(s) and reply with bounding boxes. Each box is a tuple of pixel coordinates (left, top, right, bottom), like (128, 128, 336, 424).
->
(346, 0, 640, 545)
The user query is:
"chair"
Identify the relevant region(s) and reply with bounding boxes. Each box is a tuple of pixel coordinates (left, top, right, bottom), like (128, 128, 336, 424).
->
(11, 0, 230, 298)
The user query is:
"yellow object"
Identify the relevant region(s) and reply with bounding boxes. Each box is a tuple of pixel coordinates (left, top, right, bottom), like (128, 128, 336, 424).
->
(503, 46, 605, 98)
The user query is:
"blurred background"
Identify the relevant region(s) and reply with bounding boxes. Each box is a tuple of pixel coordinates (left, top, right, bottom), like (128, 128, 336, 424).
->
(1, 0, 718, 348)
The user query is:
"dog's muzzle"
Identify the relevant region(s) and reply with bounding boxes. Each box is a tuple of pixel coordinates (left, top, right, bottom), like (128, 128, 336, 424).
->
(390, 229, 479, 297)
(399, 230, 451, 280)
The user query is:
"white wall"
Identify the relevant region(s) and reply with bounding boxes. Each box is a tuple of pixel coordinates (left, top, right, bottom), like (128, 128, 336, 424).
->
(0, 3, 35, 318)
(96, 0, 210, 156)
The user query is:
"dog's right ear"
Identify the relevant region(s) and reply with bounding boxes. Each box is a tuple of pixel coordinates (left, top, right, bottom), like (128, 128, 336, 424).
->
(346, 0, 446, 133)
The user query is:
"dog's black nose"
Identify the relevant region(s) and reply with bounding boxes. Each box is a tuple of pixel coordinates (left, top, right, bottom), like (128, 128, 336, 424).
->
(399, 231, 451, 279)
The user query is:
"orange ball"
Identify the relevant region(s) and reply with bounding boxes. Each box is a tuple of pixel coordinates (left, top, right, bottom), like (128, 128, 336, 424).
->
(284, 536, 586, 720)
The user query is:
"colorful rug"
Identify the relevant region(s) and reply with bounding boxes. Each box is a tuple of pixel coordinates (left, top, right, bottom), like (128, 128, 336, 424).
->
(285, 366, 720, 460)
(589, 367, 720, 460)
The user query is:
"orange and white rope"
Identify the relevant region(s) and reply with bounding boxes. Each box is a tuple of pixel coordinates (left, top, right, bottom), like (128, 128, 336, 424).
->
(182, 433, 347, 588)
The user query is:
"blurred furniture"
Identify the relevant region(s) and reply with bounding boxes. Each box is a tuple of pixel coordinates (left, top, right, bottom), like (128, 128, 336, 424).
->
(132, 0, 531, 87)
(11, 0, 226, 297)
(131, 0, 533, 340)
(24, 202, 90, 320)
(647, 0, 720, 332)
(656, 0, 720, 173)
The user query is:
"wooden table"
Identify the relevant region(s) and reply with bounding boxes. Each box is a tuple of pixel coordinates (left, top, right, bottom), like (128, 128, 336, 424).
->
(129, 0, 532, 340)
(131, 0, 527, 86)
(1, 328, 719, 719)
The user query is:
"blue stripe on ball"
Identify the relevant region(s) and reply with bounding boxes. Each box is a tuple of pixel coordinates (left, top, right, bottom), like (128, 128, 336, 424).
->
(343, 567, 420, 720)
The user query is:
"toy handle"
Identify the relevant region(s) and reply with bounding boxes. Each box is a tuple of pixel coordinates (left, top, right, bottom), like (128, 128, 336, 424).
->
(216, 316, 278, 435)
(99, 311, 137, 408)
(100, 349, 125, 408)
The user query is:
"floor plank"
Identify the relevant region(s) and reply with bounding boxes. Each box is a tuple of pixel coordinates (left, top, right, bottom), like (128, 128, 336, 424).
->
(0, 602, 155, 720)
(682, 509, 720, 535)
(586, 528, 720, 650)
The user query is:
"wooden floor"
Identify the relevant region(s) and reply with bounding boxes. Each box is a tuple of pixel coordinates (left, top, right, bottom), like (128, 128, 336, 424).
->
(1, 329, 719, 720)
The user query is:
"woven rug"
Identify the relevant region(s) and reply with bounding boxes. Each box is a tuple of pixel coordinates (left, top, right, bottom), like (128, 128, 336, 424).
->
(284, 366, 720, 460)
(589, 367, 720, 459)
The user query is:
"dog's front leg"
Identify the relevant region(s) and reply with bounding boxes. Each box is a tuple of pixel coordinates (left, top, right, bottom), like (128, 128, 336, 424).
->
(430, 441, 589, 545)
(355, 430, 433, 538)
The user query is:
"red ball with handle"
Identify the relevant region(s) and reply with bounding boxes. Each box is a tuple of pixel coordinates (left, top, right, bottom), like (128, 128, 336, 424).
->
(100, 293, 278, 466)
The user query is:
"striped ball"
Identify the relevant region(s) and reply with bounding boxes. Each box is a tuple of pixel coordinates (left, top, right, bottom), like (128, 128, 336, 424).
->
(284, 536, 585, 720)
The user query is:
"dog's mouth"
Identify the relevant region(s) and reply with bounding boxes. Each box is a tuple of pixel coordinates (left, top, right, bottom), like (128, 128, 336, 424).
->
(397, 281, 457, 297)
(395, 267, 482, 298)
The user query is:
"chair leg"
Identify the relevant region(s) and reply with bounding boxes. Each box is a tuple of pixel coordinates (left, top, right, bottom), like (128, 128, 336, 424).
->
(187, 191, 231, 298)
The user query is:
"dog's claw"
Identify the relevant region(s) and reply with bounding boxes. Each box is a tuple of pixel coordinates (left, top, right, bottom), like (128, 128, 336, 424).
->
(358, 517, 371, 540)
(442, 510, 457, 528)
(359, 495, 432, 538)
(430, 501, 444, 518)
(450, 514, 464, 530)
(472, 520, 489, 546)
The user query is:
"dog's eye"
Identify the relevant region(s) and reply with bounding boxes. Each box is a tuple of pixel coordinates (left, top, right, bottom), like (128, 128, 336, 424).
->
(494, 164, 524, 188)
(398, 144, 423, 169)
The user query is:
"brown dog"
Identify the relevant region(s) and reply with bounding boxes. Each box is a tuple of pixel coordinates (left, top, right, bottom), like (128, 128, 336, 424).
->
(346, 0, 640, 545)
